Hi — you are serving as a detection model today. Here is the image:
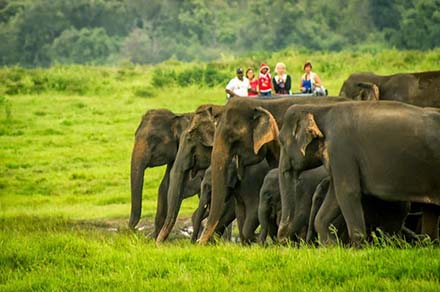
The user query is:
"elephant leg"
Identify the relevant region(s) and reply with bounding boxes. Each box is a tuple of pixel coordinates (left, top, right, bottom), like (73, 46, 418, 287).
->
(234, 196, 246, 242)
(191, 206, 209, 243)
(288, 178, 314, 241)
(222, 223, 233, 241)
(421, 204, 440, 240)
(191, 189, 211, 243)
(306, 178, 330, 243)
(401, 226, 420, 242)
(258, 191, 272, 244)
(241, 199, 260, 244)
(268, 217, 278, 243)
(153, 164, 171, 238)
(331, 158, 366, 245)
(278, 159, 296, 241)
(315, 181, 343, 245)
(215, 197, 236, 240)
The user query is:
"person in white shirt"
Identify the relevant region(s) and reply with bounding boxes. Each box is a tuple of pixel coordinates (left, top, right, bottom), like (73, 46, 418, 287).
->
(225, 68, 249, 100)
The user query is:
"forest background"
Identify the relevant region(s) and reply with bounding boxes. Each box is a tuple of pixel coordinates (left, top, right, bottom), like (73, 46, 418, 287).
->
(1, 0, 439, 67)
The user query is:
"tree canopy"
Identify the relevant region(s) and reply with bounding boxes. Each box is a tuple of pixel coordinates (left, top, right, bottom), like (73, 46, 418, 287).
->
(0, 0, 439, 67)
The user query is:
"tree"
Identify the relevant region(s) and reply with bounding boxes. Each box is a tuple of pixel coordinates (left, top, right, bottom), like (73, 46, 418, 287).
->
(396, 0, 440, 50)
(14, 0, 71, 66)
(48, 27, 119, 65)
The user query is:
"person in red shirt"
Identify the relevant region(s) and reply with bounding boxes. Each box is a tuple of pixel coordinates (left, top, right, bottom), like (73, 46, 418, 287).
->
(258, 63, 273, 96)
(246, 67, 259, 97)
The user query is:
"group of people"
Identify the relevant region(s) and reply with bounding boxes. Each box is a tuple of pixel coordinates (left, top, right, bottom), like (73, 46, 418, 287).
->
(225, 61, 326, 99)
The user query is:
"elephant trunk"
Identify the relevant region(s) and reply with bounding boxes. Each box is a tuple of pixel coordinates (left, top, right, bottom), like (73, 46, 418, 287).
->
(198, 134, 231, 244)
(156, 162, 187, 244)
(277, 148, 297, 241)
(129, 140, 149, 229)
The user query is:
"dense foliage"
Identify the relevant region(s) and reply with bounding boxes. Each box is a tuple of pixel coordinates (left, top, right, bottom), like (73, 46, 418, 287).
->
(0, 0, 439, 66)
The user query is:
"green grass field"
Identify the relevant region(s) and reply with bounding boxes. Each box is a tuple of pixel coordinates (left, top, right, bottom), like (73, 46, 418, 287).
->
(1, 50, 440, 291)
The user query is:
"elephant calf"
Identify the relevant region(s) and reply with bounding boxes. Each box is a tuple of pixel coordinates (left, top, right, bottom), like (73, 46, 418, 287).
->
(259, 166, 328, 243)
(191, 166, 236, 243)
(307, 177, 413, 244)
(258, 169, 281, 244)
(193, 160, 270, 244)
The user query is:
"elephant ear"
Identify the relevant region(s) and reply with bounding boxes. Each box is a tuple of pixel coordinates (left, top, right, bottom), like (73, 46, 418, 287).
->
(171, 114, 190, 140)
(253, 106, 279, 155)
(357, 82, 380, 101)
(192, 106, 221, 147)
(294, 112, 323, 156)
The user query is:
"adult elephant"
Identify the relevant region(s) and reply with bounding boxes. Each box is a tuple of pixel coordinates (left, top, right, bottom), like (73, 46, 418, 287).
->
(129, 109, 203, 238)
(156, 104, 224, 243)
(198, 96, 348, 244)
(279, 101, 440, 245)
(339, 71, 440, 107)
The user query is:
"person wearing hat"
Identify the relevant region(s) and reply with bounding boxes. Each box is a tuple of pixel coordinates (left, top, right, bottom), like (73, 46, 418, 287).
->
(258, 63, 273, 96)
(300, 61, 326, 95)
(225, 68, 250, 100)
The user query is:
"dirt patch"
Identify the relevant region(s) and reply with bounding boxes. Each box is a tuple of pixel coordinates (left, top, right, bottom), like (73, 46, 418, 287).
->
(72, 217, 196, 240)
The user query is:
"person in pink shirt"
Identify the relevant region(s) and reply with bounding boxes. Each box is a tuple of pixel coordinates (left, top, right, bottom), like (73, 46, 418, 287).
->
(258, 63, 273, 96)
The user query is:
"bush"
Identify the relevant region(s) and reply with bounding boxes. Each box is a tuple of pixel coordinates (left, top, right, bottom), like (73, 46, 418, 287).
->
(205, 64, 230, 87)
(177, 67, 204, 87)
(151, 69, 177, 88)
(0, 67, 33, 95)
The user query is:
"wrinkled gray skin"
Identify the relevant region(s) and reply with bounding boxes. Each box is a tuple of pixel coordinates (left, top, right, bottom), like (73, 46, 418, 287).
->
(193, 159, 270, 244)
(233, 159, 270, 243)
(258, 169, 281, 244)
(191, 166, 236, 243)
(279, 101, 440, 245)
(258, 166, 327, 243)
(306, 177, 414, 243)
(129, 109, 203, 237)
(156, 105, 224, 243)
(339, 71, 440, 107)
(199, 96, 349, 245)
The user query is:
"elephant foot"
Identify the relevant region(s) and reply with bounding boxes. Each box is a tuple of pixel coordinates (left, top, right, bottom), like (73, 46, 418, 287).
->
(277, 223, 291, 243)
(155, 230, 168, 246)
(349, 230, 367, 248)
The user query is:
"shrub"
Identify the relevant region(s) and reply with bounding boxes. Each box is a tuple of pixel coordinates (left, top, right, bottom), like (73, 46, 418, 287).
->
(151, 69, 177, 88)
(177, 67, 204, 87)
(205, 64, 230, 87)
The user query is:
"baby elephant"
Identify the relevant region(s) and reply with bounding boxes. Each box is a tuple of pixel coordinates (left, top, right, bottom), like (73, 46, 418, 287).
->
(191, 166, 236, 243)
(193, 159, 270, 244)
(259, 166, 328, 244)
(307, 177, 415, 244)
(258, 169, 281, 244)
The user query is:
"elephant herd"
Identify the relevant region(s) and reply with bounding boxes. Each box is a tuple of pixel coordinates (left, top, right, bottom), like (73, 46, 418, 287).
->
(129, 70, 440, 246)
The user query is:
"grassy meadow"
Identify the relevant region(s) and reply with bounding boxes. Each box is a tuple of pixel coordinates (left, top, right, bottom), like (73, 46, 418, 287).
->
(1, 49, 440, 291)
